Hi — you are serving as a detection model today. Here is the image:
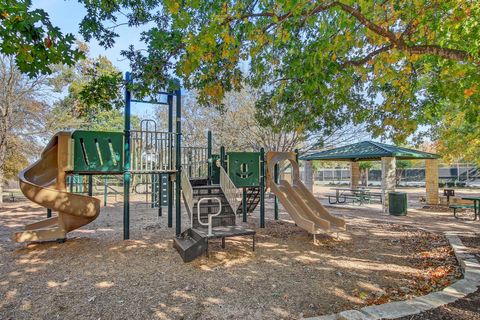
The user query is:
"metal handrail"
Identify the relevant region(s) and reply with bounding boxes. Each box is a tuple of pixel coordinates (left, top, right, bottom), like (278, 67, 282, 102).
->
(181, 169, 194, 216)
(196, 197, 222, 236)
(220, 166, 239, 212)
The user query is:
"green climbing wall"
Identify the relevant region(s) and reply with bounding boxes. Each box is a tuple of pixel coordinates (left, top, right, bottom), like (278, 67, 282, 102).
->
(227, 152, 261, 188)
(71, 130, 123, 173)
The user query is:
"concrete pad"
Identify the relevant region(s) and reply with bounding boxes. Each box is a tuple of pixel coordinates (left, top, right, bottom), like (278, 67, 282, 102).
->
(305, 314, 338, 320)
(414, 291, 459, 308)
(464, 259, 480, 269)
(337, 310, 374, 320)
(361, 301, 424, 319)
(443, 280, 478, 296)
(464, 269, 480, 282)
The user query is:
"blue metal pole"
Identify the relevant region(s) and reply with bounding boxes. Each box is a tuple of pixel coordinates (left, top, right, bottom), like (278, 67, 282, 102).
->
(123, 72, 132, 240)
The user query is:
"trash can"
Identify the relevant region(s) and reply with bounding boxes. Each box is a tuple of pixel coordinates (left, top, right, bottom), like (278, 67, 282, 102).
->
(389, 192, 408, 216)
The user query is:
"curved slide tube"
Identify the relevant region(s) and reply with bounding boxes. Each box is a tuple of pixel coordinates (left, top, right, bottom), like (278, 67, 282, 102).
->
(13, 132, 100, 243)
(266, 152, 346, 235)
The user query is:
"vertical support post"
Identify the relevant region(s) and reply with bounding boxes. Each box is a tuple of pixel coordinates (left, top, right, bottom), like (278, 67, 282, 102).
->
(188, 151, 192, 178)
(151, 174, 155, 208)
(274, 163, 279, 220)
(158, 174, 162, 217)
(167, 93, 174, 228)
(220, 146, 226, 169)
(242, 188, 247, 222)
(69, 176, 73, 192)
(175, 89, 182, 236)
(350, 161, 360, 188)
(260, 148, 265, 228)
(207, 130, 212, 185)
(381, 156, 396, 213)
(104, 176, 108, 206)
(304, 160, 314, 192)
(88, 175, 93, 197)
(425, 159, 439, 205)
(47, 208, 52, 218)
(123, 72, 132, 240)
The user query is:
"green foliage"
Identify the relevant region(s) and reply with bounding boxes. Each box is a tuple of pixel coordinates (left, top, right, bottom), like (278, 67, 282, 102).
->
(49, 49, 131, 131)
(0, 0, 83, 76)
(76, 1, 480, 157)
(396, 160, 412, 169)
(359, 161, 373, 170)
(3, 136, 29, 181)
(437, 107, 480, 166)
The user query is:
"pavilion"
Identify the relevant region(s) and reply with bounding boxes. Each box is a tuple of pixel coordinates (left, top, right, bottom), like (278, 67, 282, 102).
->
(299, 141, 440, 211)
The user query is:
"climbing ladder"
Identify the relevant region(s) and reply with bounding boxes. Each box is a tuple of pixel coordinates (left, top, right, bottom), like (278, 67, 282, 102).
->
(236, 186, 261, 215)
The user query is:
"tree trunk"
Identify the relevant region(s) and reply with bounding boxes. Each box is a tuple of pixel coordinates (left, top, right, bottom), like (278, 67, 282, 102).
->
(0, 167, 3, 205)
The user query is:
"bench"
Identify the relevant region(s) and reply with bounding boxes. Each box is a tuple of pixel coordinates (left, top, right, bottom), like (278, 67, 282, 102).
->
(363, 192, 383, 204)
(450, 204, 476, 220)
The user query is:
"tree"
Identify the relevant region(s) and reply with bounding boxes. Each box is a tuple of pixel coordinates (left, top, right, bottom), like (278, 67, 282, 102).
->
(396, 159, 412, 186)
(359, 161, 373, 186)
(49, 48, 126, 132)
(0, 0, 83, 76)
(77, 1, 479, 148)
(0, 55, 51, 203)
(172, 86, 368, 152)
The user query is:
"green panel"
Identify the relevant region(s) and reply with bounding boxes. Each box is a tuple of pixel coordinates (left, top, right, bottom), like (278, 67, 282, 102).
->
(227, 152, 260, 188)
(72, 130, 123, 173)
(209, 154, 220, 184)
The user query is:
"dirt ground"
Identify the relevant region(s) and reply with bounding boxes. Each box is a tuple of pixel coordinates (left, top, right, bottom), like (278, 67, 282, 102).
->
(0, 190, 466, 320)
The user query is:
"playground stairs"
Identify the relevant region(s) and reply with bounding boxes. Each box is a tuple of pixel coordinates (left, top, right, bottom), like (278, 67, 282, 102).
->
(189, 182, 236, 228)
(175, 179, 241, 262)
(173, 228, 208, 262)
(236, 186, 261, 215)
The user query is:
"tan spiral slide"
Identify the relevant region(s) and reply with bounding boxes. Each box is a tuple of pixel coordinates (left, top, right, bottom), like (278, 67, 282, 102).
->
(266, 152, 346, 237)
(12, 132, 100, 243)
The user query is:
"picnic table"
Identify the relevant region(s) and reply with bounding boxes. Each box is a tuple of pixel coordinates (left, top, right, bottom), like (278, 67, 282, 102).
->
(461, 196, 480, 220)
(329, 187, 372, 205)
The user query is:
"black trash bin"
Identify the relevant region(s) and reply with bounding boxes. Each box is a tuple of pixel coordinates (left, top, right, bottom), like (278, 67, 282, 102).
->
(389, 192, 408, 216)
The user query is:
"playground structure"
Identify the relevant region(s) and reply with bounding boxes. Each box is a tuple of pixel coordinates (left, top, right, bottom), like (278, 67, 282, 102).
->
(13, 72, 187, 242)
(13, 72, 346, 261)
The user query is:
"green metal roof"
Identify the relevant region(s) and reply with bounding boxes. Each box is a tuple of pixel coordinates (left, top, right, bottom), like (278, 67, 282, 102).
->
(300, 141, 439, 161)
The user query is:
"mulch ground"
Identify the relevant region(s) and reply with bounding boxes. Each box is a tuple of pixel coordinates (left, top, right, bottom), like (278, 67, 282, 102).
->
(393, 235, 480, 320)
(0, 199, 464, 319)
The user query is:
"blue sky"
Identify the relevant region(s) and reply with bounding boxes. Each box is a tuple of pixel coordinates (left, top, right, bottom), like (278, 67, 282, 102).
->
(32, 0, 144, 71)
(32, 0, 158, 118)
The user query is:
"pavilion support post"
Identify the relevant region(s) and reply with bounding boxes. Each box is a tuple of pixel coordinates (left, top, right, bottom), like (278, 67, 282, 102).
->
(425, 159, 439, 205)
(381, 157, 396, 213)
(350, 161, 360, 188)
(304, 160, 313, 192)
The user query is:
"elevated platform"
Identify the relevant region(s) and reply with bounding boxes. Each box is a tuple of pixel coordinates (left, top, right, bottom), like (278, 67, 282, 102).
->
(173, 226, 256, 262)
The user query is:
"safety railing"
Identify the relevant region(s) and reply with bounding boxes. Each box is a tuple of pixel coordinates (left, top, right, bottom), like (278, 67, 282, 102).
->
(182, 146, 208, 178)
(181, 169, 194, 218)
(196, 197, 222, 236)
(130, 130, 176, 173)
(220, 166, 239, 212)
